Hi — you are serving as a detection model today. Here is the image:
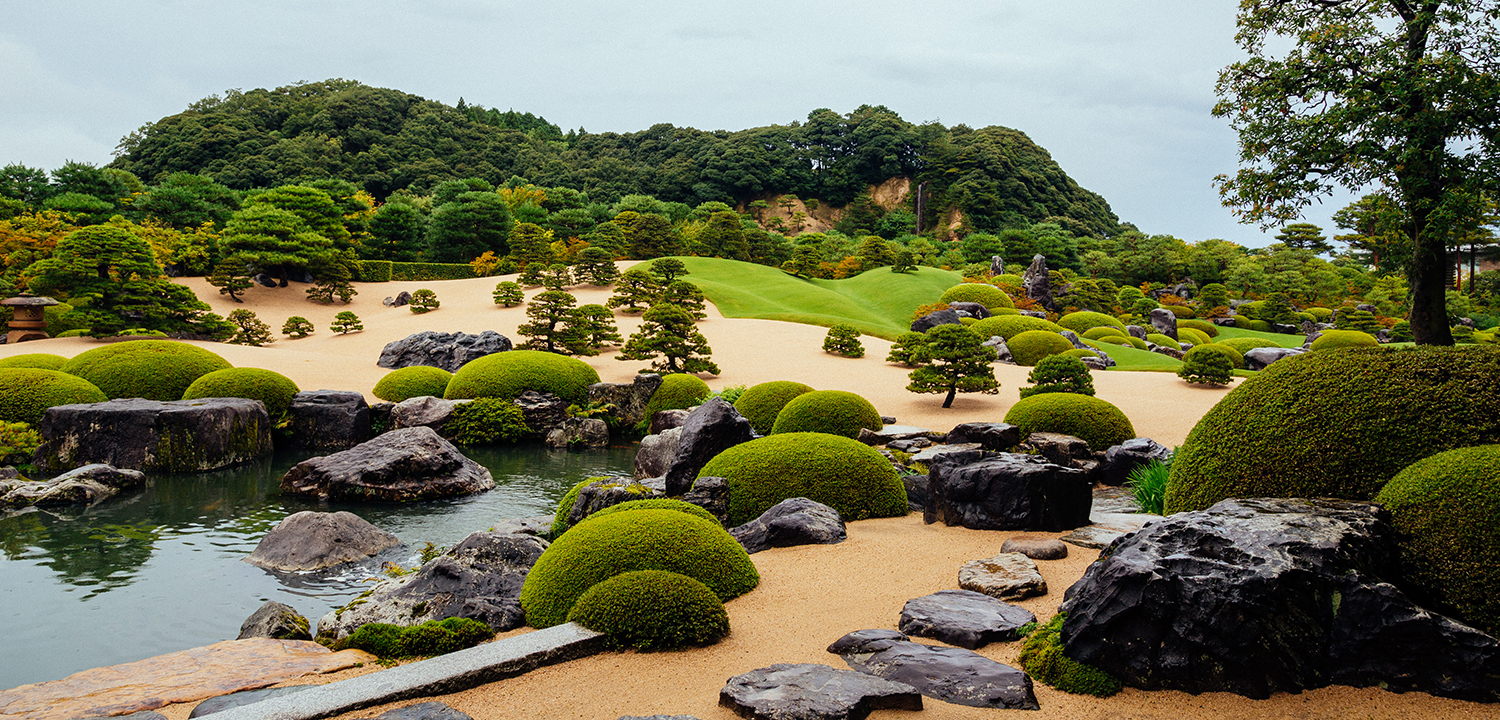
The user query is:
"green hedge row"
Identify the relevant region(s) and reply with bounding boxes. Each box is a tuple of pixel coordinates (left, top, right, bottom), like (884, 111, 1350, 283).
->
(356, 260, 478, 282)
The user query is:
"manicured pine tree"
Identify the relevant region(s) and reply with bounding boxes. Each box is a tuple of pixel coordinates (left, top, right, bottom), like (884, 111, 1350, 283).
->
(208, 256, 253, 303)
(822, 324, 865, 358)
(617, 304, 719, 375)
(885, 331, 928, 366)
(540, 263, 573, 290)
(282, 316, 315, 338)
(606, 266, 661, 314)
(518, 290, 584, 354)
(574, 246, 619, 286)
(1019, 355, 1095, 399)
(331, 311, 363, 334)
(409, 288, 440, 313)
(226, 308, 273, 346)
(660, 280, 707, 320)
(905, 324, 999, 408)
(890, 250, 917, 274)
(563, 303, 623, 356)
(493, 281, 525, 307)
(651, 257, 688, 285)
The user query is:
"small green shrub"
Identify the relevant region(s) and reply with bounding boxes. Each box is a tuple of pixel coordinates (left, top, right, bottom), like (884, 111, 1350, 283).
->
(0, 420, 43, 465)
(1183, 343, 1244, 370)
(699, 432, 908, 525)
(1019, 355, 1095, 399)
(333, 617, 494, 659)
(1249, 319, 1273, 333)
(0, 353, 69, 370)
(331, 311, 363, 333)
(445, 349, 601, 404)
(641, 374, 712, 429)
(939, 283, 1014, 309)
(1127, 459, 1172, 515)
(181, 367, 300, 418)
(226, 309, 273, 346)
(770, 389, 882, 439)
(1390, 320, 1414, 342)
(281, 316, 315, 338)
(1168, 305, 1196, 319)
(1177, 327, 1212, 346)
(1145, 332, 1180, 348)
(1057, 311, 1125, 334)
(1306, 307, 1333, 322)
(1081, 326, 1127, 341)
(885, 332, 928, 366)
(373, 366, 454, 403)
(493, 281, 524, 307)
(1177, 351, 1232, 385)
(1232, 314, 1253, 329)
(1310, 329, 1378, 351)
(823, 323, 865, 358)
(1018, 614, 1122, 697)
(713, 384, 747, 405)
(445, 397, 530, 445)
(1008, 330, 1076, 366)
(567, 570, 730, 650)
(1177, 319, 1219, 338)
(409, 288, 440, 313)
(56, 329, 89, 338)
(1003, 393, 1136, 450)
(969, 315, 1064, 341)
(60, 340, 232, 401)
(1093, 334, 1132, 346)
(1334, 308, 1381, 334)
(734, 380, 815, 434)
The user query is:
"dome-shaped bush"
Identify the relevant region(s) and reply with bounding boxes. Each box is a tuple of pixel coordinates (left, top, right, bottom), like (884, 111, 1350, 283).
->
(1125, 336, 1149, 350)
(373, 366, 454, 403)
(444, 349, 600, 404)
(1057, 311, 1125, 334)
(770, 389, 882, 439)
(1216, 337, 1281, 354)
(940, 283, 1014, 309)
(1177, 319, 1219, 338)
(1003, 393, 1136, 450)
(1061, 348, 1099, 360)
(699, 432, 907, 526)
(567, 570, 730, 650)
(0, 368, 107, 424)
(1082, 326, 1127, 341)
(1094, 334, 1132, 347)
(990, 307, 1021, 316)
(1168, 306, 1196, 319)
(182, 368, 300, 418)
(583, 497, 721, 526)
(1375, 446, 1500, 635)
(1310, 329, 1378, 351)
(1177, 327, 1212, 346)
(1307, 307, 1334, 322)
(1182, 343, 1244, 370)
(0, 353, 69, 370)
(1248, 319, 1273, 333)
(734, 380, 815, 435)
(1009, 330, 1077, 366)
(60, 340, 232, 401)
(969, 315, 1064, 341)
(520, 509, 759, 627)
(642, 374, 711, 425)
(1231, 315, 1253, 329)
(1164, 346, 1500, 514)
(1145, 333, 1181, 348)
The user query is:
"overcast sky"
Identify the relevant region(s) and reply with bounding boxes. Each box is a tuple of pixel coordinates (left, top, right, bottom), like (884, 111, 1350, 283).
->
(0, 1, 1356, 247)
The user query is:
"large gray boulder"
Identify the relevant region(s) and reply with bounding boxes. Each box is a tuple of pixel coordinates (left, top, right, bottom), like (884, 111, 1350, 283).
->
(944, 422, 1019, 451)
(1097, 437, 1173, 486)
(981, 335, 1014, 364)
(1244, 346, 1308, 371)
(662, 398, 753, 496)
(1059, 497, 1500, 702)
(376, 330, 512, 372)
(1149, 307, 1179, 339)
(719, 664, 922, 720)
(899, 589, 1035, 650)
(32, 398, 272, 474)
(244, 511, 401, 571)
(282, 390, 370, 450)
(279, 427, 494, 502)
(390, 396, 462, 432)
(828, 629, 1038, 710)
(925, 453, 1092, 531)
(634, 427, 682, 480)
(587, 373, 662, 430)
(316, 531, 547, 639)
(514, 391, 570, 442)
(730, 497, 846, 554)
(237, 601, 312, 641)
(910, 308, 962, 334)
(0, 464, 145, 509)
(1021, 254, 1055, 311)
(545, 418, 610, 448)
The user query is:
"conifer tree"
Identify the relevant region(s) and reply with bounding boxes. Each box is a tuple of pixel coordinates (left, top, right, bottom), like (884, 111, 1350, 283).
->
(564, 303, 623, 355)
(282, 316, 315, 338)
(518, 290, 583, 353)
(823, 324, 865, 357)
(493, 281, 524, 307)
(890, 249, 917, 274)
(905, 324, 998, 408)
(660, 280, 707, 320)
(606, 266, 661, 313)
(331, 311, 363, 334)
(540, 263, 573, 290)
(226, 308, 273, 346)
(651, 257, 688, 284)
(208, 256, 253, 303)
(617, 304, 719, 375)
(574, 246, 619, 285)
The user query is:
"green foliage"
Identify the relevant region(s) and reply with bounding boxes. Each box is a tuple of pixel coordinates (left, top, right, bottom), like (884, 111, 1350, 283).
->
(1333, 308, 1381, 334)
(1145, 333, 1179, 348)
(618, 304, 719, 376)
(1020, 355, 1095, 399)
(445, 349, 601, 403)
(567, 304, 623, 355)
(939, 283, 1013, 309)
(1375, 445, 1500, 635)
(0, 420, 42, 466)
(606, 267, 662, 314)
(699, 432, 908, 526)
(355, 260, 394, 282)
(492, 281, 524, 307)
(734, 380, 815, 435)
(226, 309, 273, 346)
(651, 257, 689, 284)
(281, 316, 314, 338)
(373, 366, 454, 403)
(1056, 311, 1125, 334)
(969, 315, 1064, 341)
(1177, 347, 1234, 386)
(1003, 393, 1136, 450)
(445, 397, 530, 445)
(551, 477, 608, 538)
(386, 262, 476, 282)
(408, 288, 440, 313)
(1081, 326, 1126, 341)
(0, 369, 107, 425)
(1164, 347, 1500, 513)
(1215, 336, 1281, 354)
(27, 225, 211, 337)
(61, 340, 231, 401)
(1185, 343, 1245, 372)
(1390, 320, 1414, 342)
(583, 498, 720, 526)
(181, 368, 300, 418)
(885, 332, 929, 366)
(1008, 330, 1077, 366)
(641, 374, 711, 428)
(660, 280, 708, 320)
(1174, 328, 1208, 346)
(567, 570, 730, 650)
(903, 324, 1001, 408)
(333, 617, 494, 660)
(822, 323, 865, 358)
(517, 290, 582, 354)
(574, 247, 619, 286)
(0, 353, 69, 370)
(770, 390, 883, 439)
(714, 384, 747, 405)
(1017, 614, 1122, 697)
(331, 310, 363, 333)
(1127, 459, 1172, 516)
(1310, 329, 1378, 351)
(520, 508, 759, 628)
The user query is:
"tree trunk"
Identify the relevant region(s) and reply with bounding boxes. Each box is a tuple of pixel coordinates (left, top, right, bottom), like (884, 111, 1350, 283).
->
(942, 386, 956, 408)
(1407, 206, 1455, 345)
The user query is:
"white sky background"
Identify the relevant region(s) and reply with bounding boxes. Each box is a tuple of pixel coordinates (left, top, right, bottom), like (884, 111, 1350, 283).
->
(0, 0, 1358, 247)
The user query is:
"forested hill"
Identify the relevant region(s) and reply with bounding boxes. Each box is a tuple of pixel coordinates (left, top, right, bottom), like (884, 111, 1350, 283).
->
(109, 79, 1122, 238)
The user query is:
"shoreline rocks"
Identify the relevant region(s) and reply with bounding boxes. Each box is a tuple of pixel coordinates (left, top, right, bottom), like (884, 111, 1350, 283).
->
(33, 398, 272, 475)
(280, 427, 494, 502)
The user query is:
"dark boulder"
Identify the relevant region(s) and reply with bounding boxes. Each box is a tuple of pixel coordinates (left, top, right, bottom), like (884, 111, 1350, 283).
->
(925, 453, 1092, 532)
(244, 511, 401, 571)
(376, 330, 511, 372)
(662, 398, 753, 496)
(901, 474, 928, 513)
(1097, 437, 1172, 486)
(564, 478, 663, 528)
(514, 391, 570, 442)
(1126, 324, 1148, 340)
(899, 589, 1035, 650)
(33, 398, 272, 475)
(390, 396, 461, 432)
(1148, 308, 1178, 339)
(282, 390, 370, 450)
(828, 630, 1038, 710)
(683, 476, 731, 525)
(947, 302, 991, 319)
(982, 335, 1014, 364)
(252, 273, 278, 288)
(990, 255, 1005, 275)
(944, 422, 1019, 451)
(730, 497, 846, 554)
(648, 409, 691, 435)
(545, 417, 610, 448)
(719, 663, 922, 720)
(391, 290, 412, 307)
(1243, 346, 1307, 371)
(634, 427, 682, 480)
(279, 427, 494, 502)
(1, 464, 145, 510)
(910, 308, 962, 334)
(1019, 432, 1094, 468)
(1021, 254, 1055, 311)
(236, 601, 312, 641)
(587, 373, 663, 430)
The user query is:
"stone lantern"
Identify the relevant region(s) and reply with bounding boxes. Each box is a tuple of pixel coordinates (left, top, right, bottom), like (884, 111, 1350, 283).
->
(1, 293, 60, 344)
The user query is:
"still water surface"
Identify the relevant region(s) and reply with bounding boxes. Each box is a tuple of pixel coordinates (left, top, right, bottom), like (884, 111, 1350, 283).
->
(0, 445, 636, 689)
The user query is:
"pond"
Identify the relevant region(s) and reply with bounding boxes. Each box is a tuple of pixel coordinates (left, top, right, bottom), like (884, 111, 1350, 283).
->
(0, 444, 638, 690)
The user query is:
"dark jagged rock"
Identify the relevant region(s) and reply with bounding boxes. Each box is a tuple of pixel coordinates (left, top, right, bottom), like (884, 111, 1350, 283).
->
(391, 290, 412, 307)
(1019, 432, 1094, 467)
(829, 630, 1038, 710)
(244, 511, 401, 572)
(390, 396, 461, 432)
(236, 601, 312, 641)
(1021, 254, 1054, 311)
(730, 497, 846, 554)
(634, 427, 682, 480)
(719, 663, 922, 720)
(1148, 308, 1178, 339)
(283, 390, 370, 450)
(990, 255, 1005, 275)
(910, 308, 962, 334)
(317, 531, 547, 639)
(1097, 437, 1172, 486)
(1, 464, 145, 510)
(252, 273, 278, 288)
(649, 409, 691, 435)
(1126, 324, 1148, 340)
(1149, 343, 1184, 360)
(945, 422, 1019, 451)
(909, 443, 984, 467)
(947, 302, 991, 319)
(684, 476, 730, 525)
(565, 478, 661, 527)
(662, 398, 753, 496)
(33, 398, 272, 475)
(279, 427, 494, 502)
(545, 418, 610, 448)
(925, 453, 1091, 532)
(1243, 346, 1307, 371)
(514, 391, 570, 442)
(189, 686, 314, 717)
(899, 589, 1035, 650)
(857, 425, 937, 445)
(376, 330, 512, 372)
(901, 474, 927, 512)
(587, 373, 663, 430)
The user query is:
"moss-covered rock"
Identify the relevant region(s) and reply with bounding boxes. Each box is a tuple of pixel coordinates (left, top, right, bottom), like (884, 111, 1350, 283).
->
(1018, 614, 1122, 697)
(1008, 330, 1076, 366)
(1057, 311, 1126, 334)
(642, 373, 712, 426)
(0, 369, 108, 424)
(940, 283, 1014, 309)
(1164, 346, 1500, 513)
(1177, 319, 1219, 338)
(373, 366, 454, 403)
(60, 340, 232, 401)
(520, 508, 759, 627)
(734, 380, 815, 435)
(444, 349, 600, 404)
(969, 315, 1064, 341)
(769, 389, 882, 439)
(181, 367, 300, 418)
(1310, 329, 1378, 351)
(567, 569, 730, 650)
(1003, 393, 1135, 451)
(0, 353, 69, 370)
(331, 617, 494, 659)
(698, 432, 907, 526)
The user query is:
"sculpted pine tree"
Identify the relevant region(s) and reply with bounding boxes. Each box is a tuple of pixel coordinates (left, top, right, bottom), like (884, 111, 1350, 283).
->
(574, 246, 619, 286)
(208, 256, 253, 303)
(617, 304, 719, 375)
(606, 267, 661, 313)
(331, 311, 363, 334)
(492, 281, 524, 307)
(660, 280, 707, 320)
(540, 263, 573, 290)
(906, 324, 999, 408)
(226, 309, 273, 346)
(563, 304, 623, 356)
(518, 290, 584, 353)
(650, 257, 688, 284)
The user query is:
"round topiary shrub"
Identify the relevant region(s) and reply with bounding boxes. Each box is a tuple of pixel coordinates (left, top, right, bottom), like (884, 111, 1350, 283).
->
(1307, 307, 1334, 322)
(1248, 319, 1273, 333)
(1062, 348, 1099, 360)
(584, 498, 721, 526)
(0, 368, 108, 424)
(1146, 333, 1180, 348)
(444, 349, 601, 404)
(1082, 326, 1127, 341)
(1003, 393, 1136, 450)
(1008, 330, 1076, 367)
(734, 380, 815, 435)
(60, 340, 232, 401)
(642, 374, 712, 426)
(1057, 311, 1126, 334)
(1177, 327, 1212, 346)
(566, 569, 730, 650)
(0, 353, 69, 370)
(1164, 346, 1500, 514)
(1177, 347, 1234, 385)
(1375, 445, 1500, 635)
(1216, 337, 1281, 354)
(373, 366, 455, 403)
(1183, 343, 1244, 370)
(1310, 329, 1378, 351)
(1177, 319, 1219, 338)
(520, 508, 759, 628)
(1232, 315, 1253, 329)
(699, 432, 907, 526)
(940, 283, 1014, 309)
(769, 389, 882, 439)
(181, 367, 300, 418)
(1093, 334, 1133, 347)
(969, 315, 1064, 341)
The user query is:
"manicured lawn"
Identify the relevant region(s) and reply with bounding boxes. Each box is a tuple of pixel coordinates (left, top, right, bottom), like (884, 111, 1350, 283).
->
(1211, 326, 1307, 348)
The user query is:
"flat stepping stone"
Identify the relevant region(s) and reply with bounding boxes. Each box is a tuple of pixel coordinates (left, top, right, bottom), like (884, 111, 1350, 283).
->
(1061, 514, 1157, 550)
(958, 552, 1047, 600)
(719, 663, 922, 720)
(898, 589, 1035, 649)
(828, 630, 1039, 710)
(909, 443, 983, 464)
(357, 702, 472, 720)
(190, 685, 314, 716)
(1000, 534, 1068, 560)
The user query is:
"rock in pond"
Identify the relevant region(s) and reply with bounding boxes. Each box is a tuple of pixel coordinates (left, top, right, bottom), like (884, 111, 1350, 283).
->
(924, 453, 1091, 532)
(720, 663, 922, 720)
(828, 629, 1038, 710)
(377, 330, 512, 372)
(281, 390, 371, 451)
(1, 464, 145, 510)
(244, 511, 401, 572)
(280, 427, 494, 502)
(586, 373, 663, 430)
(544, 417, 610, 448)
(899, 589, 1035, 650)
(237, 601, 313, 641)
(390, 396, 462, 432)
(32, 398, 272, 475)
(730, 497, 846, 554)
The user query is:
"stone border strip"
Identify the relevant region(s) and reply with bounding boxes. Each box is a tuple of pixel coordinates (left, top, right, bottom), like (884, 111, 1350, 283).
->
(207, 624, 605, 720)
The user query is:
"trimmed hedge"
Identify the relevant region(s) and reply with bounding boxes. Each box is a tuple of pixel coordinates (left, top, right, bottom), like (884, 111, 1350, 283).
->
(181, 368, 300, 418)
(940, 283, 1014, 309)
(520, 508, 759, 627)
(1183, 343, 1244, 370)
(1081, 326, 1127, 341)
(1164, 346, 1500, 513)
(567, 570, 730, 650)
(1310, 329, 1378, 351)
(444, 349, 600, 404)
(354, 260, 393, 282)
(0, 369, 108, 424)
(1249, 319, 1273, 333)
(1216, 337, 1281, 354)
(642, 374, 712, 426)
(1003, 393, 1135, 450)
(1009, 330, 1076, 367)
(0, 353, 69, 370)
(698, 432, 908, 526)
(1375, 445, 1500, 635)
(445, 397, 530, 445)
(1177, 327, 1212, 346)
(60, 340, 232, 401)
(969, 315, 1064, 341)
(1232, 315, 1253, 329)
(1307, 307, 1334, 322)
(389, 261, 476, 282)
(769, 389, 882, 439)
(1177, 319, 1219, 338)
(734, 380, 815, 435)
(1057, 311, 1126, 334)
(373, 366, 455, 403)
(584, 498, 721, 526)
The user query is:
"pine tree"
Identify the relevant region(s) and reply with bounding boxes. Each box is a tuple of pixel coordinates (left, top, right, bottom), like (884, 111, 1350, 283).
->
(563, 303, 623, 356)
(890, 250, 917, 274)
(409, 288, 440, 313)
(518, 290, 583, 353)
(886, 331, 928, 366)
(660, 280, 707, 320)
(331, 310, 363, 334)
(651, 257, 688, 284)
(493, 281, 525, 307)
(823, 324, 865, 358)
(540, 263, 573, 290)
(574, 246, 619, 286)
(905, 324, 999, 408)
(282, 316, 315, 338)
(226, 309, 273, 346)
(208, 256, 253, 303)
(606, 267, 661, 313)
(617, 304, 719, 375)
(305, 250, 359, 304)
